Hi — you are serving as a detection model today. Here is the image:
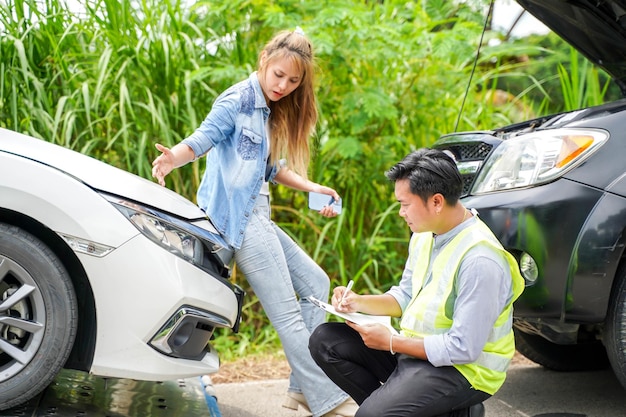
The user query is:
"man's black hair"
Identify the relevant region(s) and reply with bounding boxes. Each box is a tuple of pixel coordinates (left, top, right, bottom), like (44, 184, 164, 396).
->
(385, 148, 463, 204)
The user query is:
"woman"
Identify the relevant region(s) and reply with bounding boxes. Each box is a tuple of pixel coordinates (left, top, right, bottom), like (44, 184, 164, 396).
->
(151, 28, 357, 417)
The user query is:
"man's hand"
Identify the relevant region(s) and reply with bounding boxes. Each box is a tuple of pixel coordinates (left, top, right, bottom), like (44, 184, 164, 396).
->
(346, 321, 392, 351)
(332, 286, 357, 312)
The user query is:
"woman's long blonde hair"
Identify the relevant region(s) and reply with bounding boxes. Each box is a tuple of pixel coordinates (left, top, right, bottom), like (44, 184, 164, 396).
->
(258, 29, 317, 178)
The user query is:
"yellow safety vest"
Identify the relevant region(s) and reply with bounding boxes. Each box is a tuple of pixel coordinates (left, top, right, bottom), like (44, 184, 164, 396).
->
(400, 219, 524, 395)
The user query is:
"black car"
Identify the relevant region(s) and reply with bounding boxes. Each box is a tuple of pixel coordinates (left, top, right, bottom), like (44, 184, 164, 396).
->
(434, 0, 626, 389)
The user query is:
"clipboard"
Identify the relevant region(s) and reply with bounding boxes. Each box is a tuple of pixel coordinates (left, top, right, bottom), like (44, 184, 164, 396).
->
(308, 296, 399, 335)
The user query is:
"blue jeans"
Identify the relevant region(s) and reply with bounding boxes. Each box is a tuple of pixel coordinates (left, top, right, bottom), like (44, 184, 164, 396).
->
(234, 195, 350, 416)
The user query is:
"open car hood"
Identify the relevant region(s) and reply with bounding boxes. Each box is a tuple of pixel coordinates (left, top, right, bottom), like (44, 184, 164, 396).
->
(516, 0, 626, 94)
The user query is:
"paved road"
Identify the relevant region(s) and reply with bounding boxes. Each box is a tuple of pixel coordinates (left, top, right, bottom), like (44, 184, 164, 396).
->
(213, 363, 626, 417)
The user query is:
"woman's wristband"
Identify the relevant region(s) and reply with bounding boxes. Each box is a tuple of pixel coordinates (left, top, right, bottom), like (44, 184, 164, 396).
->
(389, 332, 396, 355)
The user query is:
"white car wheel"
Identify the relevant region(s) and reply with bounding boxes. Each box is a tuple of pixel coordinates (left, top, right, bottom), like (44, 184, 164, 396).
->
(0, 223, 77, 410)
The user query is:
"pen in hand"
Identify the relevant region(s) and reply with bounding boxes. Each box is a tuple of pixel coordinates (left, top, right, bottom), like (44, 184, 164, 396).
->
(339, 280, 354, 306)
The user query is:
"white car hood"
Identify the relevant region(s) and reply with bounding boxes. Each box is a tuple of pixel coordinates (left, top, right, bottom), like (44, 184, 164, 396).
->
(0, 128, 206, 220)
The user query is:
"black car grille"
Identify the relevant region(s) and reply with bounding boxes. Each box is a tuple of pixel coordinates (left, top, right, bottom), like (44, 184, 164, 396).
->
(450, 142, 493, 160)
(460, 173, 476, 196)
(435, 141, 494, 197)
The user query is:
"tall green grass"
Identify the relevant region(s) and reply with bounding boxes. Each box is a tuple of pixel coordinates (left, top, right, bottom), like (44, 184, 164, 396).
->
(557, 47, 612, 111)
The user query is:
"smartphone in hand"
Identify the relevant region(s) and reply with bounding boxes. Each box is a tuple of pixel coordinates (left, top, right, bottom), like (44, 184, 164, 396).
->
(308, 192, 342, 214)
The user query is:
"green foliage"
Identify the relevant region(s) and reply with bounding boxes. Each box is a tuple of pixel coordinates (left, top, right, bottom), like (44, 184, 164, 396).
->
(557, 47, 613, 111)
(1, 0, 616, 358)
(476, 31, 619, 118)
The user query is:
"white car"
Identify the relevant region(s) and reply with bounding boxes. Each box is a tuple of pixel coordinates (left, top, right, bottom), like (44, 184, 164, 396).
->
(0, 127, 243, 410)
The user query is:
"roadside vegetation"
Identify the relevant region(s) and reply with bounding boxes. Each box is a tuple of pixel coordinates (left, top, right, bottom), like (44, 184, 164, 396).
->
(0, 0, 617, 361)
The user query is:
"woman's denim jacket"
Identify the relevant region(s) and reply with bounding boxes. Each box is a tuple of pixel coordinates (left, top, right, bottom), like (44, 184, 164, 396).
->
(182, 72, 278, 250)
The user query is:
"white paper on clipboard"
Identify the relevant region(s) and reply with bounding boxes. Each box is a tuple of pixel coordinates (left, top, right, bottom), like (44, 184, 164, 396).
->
(308, 296, 399, 335)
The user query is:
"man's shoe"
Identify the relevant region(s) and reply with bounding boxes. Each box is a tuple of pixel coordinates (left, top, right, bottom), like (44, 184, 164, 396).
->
(468, 402, 485, 417)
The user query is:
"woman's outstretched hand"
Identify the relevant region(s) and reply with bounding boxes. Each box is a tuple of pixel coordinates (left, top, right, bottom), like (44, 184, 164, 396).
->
(152, 143, 174, 186)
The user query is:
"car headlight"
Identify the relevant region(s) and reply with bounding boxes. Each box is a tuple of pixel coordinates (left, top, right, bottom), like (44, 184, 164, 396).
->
(102, 194, 233, 280)
(114, 201, 205, 265)
(472, 128, 608, 194)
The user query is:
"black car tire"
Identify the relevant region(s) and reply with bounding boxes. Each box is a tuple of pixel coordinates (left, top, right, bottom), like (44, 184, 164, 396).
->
(0, 223, 78, 410)
(514, 328, 609, 372)
(603, 264, 626, 390)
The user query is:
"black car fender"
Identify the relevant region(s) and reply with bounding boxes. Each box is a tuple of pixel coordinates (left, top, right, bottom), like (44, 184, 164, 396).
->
(567, 189, 626, 323)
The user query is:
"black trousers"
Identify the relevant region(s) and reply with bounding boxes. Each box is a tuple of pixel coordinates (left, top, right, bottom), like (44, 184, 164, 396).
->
(309, 322, 490, 417)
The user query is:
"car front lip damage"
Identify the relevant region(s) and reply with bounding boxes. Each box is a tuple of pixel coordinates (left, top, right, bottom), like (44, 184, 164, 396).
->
(76, 230, 241, 380)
